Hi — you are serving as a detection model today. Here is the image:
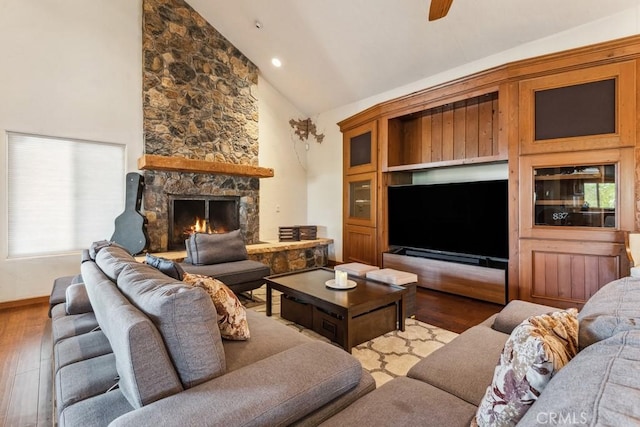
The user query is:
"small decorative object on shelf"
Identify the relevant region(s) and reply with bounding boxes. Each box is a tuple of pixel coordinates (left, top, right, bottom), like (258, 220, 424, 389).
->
(278, 227, 300, 242)
(278, 225, 318, 242)
(298, 225, 317, 240)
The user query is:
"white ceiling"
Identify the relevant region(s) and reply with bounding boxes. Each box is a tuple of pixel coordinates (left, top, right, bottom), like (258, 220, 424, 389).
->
(186, 0, 639, 116)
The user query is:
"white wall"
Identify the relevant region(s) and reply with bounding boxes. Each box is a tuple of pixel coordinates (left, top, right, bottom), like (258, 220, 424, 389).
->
(0, 0, 143, 302)
(258, 77, 308, 241)
(309, 7, 640, 262)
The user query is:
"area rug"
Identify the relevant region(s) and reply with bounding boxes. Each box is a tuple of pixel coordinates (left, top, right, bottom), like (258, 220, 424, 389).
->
(243, 286, 458, 387)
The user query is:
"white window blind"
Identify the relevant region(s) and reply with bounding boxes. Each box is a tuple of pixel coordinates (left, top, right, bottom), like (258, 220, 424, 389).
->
(7, 133, 125, 258)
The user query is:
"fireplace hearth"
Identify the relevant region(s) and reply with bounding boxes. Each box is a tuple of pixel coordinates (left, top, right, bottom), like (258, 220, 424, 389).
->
(169, 195, 240, 250)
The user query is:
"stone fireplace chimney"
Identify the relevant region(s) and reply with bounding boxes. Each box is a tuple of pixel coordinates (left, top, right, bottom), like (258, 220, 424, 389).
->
(141, 0, 261, 252)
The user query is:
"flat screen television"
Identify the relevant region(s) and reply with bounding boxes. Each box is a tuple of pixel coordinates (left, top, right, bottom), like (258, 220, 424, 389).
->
(387, 180, 508, 262)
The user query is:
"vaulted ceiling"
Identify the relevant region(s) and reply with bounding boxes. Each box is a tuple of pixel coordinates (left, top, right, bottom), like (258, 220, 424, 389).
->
(186, 0, 640, 116)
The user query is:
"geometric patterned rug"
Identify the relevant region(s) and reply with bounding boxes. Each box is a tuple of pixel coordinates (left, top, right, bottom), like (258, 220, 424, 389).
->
(244, 286, 458, 387)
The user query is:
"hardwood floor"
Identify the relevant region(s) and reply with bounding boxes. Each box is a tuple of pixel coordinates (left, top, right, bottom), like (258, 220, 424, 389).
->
(414, 287, 504, 334)
(0, 289, 502, 426)
(0, 302, 52, 427)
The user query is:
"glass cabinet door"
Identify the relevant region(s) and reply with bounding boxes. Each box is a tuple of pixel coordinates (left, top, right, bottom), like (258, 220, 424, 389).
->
(345, 172, 376, 227)
(349, 179, 371, 220)
(534, 164, 616, 228)
(343, 121, 377, 175)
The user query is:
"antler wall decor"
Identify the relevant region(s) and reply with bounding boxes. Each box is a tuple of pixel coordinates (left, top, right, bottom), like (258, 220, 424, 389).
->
(289, 118, 325, 144)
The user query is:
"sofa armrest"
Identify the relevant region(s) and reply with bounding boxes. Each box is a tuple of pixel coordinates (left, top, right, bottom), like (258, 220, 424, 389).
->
(109, 341, 362, 427)
(492, 300, 559, 334)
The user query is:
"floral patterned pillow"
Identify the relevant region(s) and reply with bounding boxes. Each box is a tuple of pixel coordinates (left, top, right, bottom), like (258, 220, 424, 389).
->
(182, 273, 250, 340)
(472, 309, 579, 427)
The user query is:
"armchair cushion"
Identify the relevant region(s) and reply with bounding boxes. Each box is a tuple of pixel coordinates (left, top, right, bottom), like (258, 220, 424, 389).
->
(185, 230, 248, 265)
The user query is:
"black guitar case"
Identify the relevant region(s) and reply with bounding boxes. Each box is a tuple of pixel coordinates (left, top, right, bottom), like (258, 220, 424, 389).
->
(111, 172, 149, 255)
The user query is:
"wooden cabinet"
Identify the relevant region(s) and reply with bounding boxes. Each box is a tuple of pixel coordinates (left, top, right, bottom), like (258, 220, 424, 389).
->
(518, 61, 636, 155)
(519, 239, 628, 309)
(518, 153, 634, 306)
(517, 62, 636, 307)
(343, 121, 377, 175)
(339, 36, 640, 304)
(343, 224, 377, 265)
(342, 122, 379, 264)
(343, 172, 376, 228)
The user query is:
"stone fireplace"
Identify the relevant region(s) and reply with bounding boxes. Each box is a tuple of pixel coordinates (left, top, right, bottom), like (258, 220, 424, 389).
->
(169, 195, 240, 250)
(143, 171, 259, 252)
(142, 0, 260, 252)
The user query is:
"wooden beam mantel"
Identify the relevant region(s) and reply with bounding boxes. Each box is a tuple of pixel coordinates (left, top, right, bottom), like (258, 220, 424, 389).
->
(137, 154, 274, 178)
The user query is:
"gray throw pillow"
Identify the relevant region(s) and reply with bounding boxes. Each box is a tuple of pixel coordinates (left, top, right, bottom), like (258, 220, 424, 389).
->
(186, 230, 248, 265)
(145, 253, 185, 280)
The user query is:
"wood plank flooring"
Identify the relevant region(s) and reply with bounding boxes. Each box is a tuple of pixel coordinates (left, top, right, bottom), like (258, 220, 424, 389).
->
(0, 289, 503, 426)
(0, 302, 52, 427)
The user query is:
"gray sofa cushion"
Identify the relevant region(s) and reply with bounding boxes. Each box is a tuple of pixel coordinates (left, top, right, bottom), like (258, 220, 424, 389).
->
(492, 300, 557, 334)
(407, 323, 509, 406)
(109, 303, 183, 408)
(51, 312, 99, 345)
(518, 330, 640, 426)
(94, 245, 139, 282)
(58, 390, 133, 427)
(320, 376, 477, 427)
(89, 240, 128, 260)
(116, 262, 227, 388)
(65, 283, 92, 315)
(186, 230, 248, 265)
(223, 309, 312, 372)
(109, 341, 363, 427)
(55, 353, 119, 415)
(578, 276, 640, 349)
(180, 259, 270, 286)
(54, 330, 112, 372)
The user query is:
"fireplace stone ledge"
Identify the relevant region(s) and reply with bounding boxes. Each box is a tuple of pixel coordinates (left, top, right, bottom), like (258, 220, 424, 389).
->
(136, 238, 333, 275)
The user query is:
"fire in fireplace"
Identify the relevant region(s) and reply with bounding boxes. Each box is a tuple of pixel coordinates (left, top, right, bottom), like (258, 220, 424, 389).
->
(169, 196, 240, 250)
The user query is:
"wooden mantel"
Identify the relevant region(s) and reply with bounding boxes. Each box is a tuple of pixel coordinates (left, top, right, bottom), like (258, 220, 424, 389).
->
(137, 154, 274, 178)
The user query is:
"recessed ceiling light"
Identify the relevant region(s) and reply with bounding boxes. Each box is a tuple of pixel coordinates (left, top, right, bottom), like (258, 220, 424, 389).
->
(271, 58, 282, 68)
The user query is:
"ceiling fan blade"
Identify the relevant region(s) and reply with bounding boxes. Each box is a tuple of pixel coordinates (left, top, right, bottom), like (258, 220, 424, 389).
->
(428, 0, 454, 21)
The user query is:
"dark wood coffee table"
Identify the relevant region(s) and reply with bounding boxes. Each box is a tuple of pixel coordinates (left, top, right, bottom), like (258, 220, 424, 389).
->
(264, 268, 407, 352)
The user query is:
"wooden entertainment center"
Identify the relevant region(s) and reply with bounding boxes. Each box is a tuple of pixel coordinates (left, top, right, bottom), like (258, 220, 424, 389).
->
(340, 35, 639, 308)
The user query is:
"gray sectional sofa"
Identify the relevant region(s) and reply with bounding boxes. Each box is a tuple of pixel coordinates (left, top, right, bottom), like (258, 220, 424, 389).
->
(322, 276, 640, 426)
(52, 238, 640, 426)
(50, 244, 374, 426)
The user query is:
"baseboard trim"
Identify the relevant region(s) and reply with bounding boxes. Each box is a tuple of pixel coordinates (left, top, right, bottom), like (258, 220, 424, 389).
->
(0, 296, 49, 311)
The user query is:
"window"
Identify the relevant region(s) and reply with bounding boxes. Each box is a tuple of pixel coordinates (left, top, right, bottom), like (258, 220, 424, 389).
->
(7, 133, 125, 258)
(584, 183, 616, 209)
